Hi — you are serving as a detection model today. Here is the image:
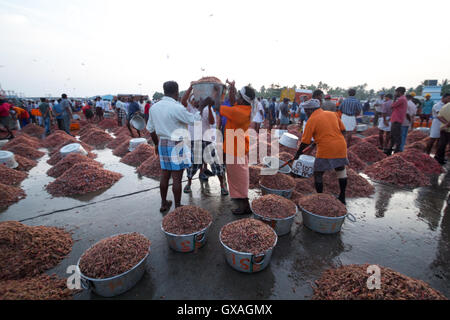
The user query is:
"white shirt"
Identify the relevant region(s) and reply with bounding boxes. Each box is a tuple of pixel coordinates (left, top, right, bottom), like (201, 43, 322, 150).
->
(432, 101, 445, 118)
(139, 102, 145, 113)
(374, 98, 384, 112)
(116, 100, 125, 112)
(147, 96, 201, 141)
(101, 100, 110, 111)
(402, 100, 417, 126)
(252, 102, 265, 123)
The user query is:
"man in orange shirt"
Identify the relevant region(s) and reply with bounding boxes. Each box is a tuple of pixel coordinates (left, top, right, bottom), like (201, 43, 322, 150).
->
(294, 99, 349, 204)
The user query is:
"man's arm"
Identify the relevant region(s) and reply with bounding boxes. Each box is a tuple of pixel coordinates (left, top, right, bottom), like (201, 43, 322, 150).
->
(208, 105, 215, 125)
(181, 83, 194, 108)
(227, 80, 236, 106)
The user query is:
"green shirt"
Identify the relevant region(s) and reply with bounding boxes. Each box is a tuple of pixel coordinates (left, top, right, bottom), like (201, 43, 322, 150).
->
(39, 103, 50, 118)
(422, 100, 434, 115)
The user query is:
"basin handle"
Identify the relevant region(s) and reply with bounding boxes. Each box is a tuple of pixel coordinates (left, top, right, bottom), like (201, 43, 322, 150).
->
(346, 213, 357, 223)
(80, 278, 91, 290)
(252, 253, 266, 266)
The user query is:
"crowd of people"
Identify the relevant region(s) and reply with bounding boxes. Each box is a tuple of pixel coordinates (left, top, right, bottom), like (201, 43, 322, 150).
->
(0, 94, 153, 139)
(2, 83, 450, 215)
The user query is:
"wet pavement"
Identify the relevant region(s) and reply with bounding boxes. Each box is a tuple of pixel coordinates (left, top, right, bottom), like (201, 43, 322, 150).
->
(2, 137, 450, 300)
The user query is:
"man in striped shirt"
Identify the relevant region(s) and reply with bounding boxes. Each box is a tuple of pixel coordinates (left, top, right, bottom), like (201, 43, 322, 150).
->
(338, 89, 363, 146)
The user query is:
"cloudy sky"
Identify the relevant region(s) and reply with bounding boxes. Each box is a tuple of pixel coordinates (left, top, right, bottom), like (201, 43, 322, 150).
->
(0, 0, 449, 97)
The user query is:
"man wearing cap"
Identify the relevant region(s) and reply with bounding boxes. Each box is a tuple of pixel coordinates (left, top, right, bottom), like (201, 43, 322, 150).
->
(322, 95, 337, 112)
(420, 94, 434, 127)
(294, 99, 349, 204)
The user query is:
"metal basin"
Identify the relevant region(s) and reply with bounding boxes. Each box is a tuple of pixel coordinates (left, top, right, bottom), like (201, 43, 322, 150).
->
(161, 222, 212, 253)
(252, 205, 298, 236)
(130, 114, 146, 131)
(300, 207, 356, 234)
(0, 150, 18, 169)
(77, 233, 150, 298)
(219, 229, 278, 273)
(259, 183, 293, 199)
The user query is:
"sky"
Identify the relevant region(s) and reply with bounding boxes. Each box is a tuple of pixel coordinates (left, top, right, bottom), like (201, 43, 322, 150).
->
(0, 0, 449, 98)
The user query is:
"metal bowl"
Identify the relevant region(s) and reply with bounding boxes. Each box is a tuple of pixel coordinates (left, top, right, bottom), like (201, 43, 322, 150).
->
(299, 206, 356, 234)
(192, 82, 225, 101)
(130, 114, 146, 131)
(129, 138, 147, 152)
(262, 156, 292, 174)
(0, 151, 18, 169)
(161, 222, 212, 253)
(77, 233, 150, 298)
(219, 227, 278, 273)
(259, 183, 294, 199)
(251, 205, 298, 236)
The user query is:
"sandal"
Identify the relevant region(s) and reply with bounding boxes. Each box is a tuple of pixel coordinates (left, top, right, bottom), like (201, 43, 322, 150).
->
(221, 187, 229, 196)
(184, 185, 192, 194)
(160, 200, 173, 213)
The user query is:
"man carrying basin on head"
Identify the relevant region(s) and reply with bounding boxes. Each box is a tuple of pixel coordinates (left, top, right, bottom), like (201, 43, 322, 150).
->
(293, 99, 349, 205)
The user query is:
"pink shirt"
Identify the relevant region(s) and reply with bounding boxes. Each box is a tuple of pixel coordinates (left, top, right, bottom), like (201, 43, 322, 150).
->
(0, 103, 12, 117)
(390, 95, 407, 124)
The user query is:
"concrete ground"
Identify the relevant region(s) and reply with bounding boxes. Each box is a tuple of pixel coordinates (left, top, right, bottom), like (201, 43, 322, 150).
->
(2, 141, 450, 300)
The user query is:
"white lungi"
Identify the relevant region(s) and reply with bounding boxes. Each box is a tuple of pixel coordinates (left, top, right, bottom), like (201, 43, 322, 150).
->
(341, 114, 357, 132)
(378, 117, 391, 132)
(430, 119, 442, 139)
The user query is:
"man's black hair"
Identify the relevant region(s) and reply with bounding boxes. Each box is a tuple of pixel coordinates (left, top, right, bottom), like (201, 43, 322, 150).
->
(386, 93, 393, 99)
(40, 98, 46, 102)
(58, 99, 62, 103)
(62, 94, 67, 99)
(443, 93, 450, 99)
(313, 90, 324, 99)
(396, 87, 406, 95)
(244, 86, 256, 100)
(163, 81, 179, 96)
(348, 89, 356, 96)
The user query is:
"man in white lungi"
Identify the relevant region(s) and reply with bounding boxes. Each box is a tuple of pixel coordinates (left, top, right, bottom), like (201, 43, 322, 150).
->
(338, 89, 363, 147)
(427, 93, 450, 154)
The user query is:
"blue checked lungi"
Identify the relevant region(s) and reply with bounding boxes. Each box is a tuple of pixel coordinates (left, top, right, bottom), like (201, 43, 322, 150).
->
(158, 139, 192, 171)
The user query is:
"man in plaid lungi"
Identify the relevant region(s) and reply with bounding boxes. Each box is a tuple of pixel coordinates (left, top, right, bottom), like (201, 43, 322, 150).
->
(115, 97, 127, 127)
(147, 81, 201, 212)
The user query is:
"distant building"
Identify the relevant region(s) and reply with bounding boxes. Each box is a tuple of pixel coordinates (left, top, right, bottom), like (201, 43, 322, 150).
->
(422, 80, 442, 104)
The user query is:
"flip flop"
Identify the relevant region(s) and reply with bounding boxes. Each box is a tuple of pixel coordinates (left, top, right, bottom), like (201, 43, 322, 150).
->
(160, 200, 173, 213)
(221, 187, 229, 196)
(184, 185, 192, 194)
